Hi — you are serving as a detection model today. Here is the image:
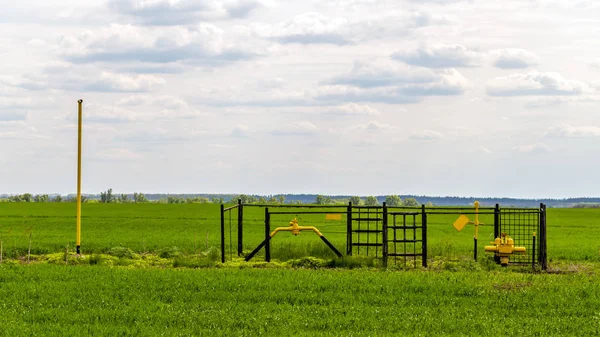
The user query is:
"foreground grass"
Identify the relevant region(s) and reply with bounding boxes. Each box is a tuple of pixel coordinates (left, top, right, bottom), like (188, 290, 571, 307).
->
(0, 264, 599, 336)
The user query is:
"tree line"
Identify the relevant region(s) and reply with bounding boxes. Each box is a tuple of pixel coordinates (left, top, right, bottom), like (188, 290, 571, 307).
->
(1, 191, 425, 206)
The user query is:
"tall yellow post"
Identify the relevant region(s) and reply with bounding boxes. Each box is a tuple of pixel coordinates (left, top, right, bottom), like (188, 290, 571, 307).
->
(76, 99, 83, 255)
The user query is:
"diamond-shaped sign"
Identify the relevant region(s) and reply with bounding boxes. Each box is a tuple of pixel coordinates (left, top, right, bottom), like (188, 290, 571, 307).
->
(453, 215, 470, 231)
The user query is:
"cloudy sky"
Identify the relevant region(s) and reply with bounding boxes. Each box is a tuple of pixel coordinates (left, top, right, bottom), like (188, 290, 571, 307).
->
(1, 0, 600, 197)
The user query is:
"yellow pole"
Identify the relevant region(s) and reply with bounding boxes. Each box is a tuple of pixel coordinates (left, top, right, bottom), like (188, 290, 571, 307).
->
(76, 99, 83, 255)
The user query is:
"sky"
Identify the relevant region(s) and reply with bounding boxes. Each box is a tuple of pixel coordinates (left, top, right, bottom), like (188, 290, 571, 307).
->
(1, 0, 600, 198)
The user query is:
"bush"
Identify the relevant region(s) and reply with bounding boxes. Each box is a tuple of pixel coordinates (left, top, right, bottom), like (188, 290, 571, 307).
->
(202, 247, 220, 261)
(288, 257, 327, 269)
(107, 246, 135, 259)
(158, 246, 181, 258)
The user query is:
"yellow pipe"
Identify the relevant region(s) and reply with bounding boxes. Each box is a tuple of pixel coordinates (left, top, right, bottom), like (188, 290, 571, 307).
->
(270, 226, 323, 238)
(268, 218, 324, 238)
(76, 99, 83, 254)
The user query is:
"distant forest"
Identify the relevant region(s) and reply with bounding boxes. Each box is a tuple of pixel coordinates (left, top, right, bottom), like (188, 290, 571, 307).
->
(3, 193, 598, 208)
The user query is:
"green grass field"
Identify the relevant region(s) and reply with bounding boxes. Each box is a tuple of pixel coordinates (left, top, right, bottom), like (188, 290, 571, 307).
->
(1, 203, 599, 336)
(1, 265, 600, 336)
(0, 203, 598, 262)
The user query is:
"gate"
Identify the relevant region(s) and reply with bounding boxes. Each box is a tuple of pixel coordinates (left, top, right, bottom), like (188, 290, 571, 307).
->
(495, 204, 547, 269)
(348, 203, 427, 267)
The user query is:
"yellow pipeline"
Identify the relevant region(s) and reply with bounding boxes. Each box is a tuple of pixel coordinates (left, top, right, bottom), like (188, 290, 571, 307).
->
(76, 99, 83, 254)
(269, 218, 324, 238)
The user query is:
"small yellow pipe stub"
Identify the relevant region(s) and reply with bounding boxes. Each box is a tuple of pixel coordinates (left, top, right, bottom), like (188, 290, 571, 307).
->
(325, 214, 342, 220)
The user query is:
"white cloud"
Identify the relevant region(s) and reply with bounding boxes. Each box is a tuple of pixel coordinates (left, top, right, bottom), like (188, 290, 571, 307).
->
(116, 95, 188, 109)
(3, 63, 165, 93)
(254, 12, 356, 45)
(0, 96, 37, 111)
(490, 49, 540, 69)
(89, 72, 165, 92)
(231, 124, 249, 137)
(409, 130, 444, 140)
(316, 85, 419, 104)
(83, 103, 141, 122)
(513, 142, 551, 153)
(355, 120, 397, 133)
(324, 103, 380, 116)
(27, 39, 47, 47)
(253, 10, 445, 45)
(486, 72, 588, 96)
(319, 63, 469, 104)
(479, 147, 493, 154)
(271, 121, 318, 136)
(107, 0, 264, 25)
(94, 148, 143, 161)
(391, 44, 483, 68)
(325, 61, 438, 88)
(0, 109, 27, 122)
(58, 24, 259, 65)
(546, 124, 600, 138)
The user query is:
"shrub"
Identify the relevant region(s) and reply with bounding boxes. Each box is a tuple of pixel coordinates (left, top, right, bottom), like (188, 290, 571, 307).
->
(108, 247, 135, 259)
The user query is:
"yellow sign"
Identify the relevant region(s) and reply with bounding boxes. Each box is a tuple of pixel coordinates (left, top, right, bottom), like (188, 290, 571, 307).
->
(453, 215, 469, 231)
(325, 214, 342, 220)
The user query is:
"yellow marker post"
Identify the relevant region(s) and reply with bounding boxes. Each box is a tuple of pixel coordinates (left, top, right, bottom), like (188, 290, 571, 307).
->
(76, 99, 83, 255)
(452, 201, 484, 261)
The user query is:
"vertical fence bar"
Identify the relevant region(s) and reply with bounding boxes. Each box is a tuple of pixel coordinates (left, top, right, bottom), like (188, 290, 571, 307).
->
(346, 202, 352, 256)
(532, 233, 536, 270)
(421, 204, 427, 268)
(494, 203, 500, 239)
(265, 208, 270, 262)
(237, 199, 243, 256)
(220, 204, 225, 263)
(382, 202, 388, 267)
(539, 203, 543, 267)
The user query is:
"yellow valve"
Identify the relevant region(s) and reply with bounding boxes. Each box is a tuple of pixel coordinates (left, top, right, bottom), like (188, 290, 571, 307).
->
(484, 233, 526, 266)
(269, 218, 324, 238)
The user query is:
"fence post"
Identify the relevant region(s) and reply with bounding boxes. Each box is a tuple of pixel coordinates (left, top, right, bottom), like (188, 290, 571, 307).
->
(265, 208, 270, 262)
(382, 202, 388, 267)
(494, 203, 500, 239)
(540, 203, 547, 270)
(347, 202, 352, 256)
(237, 199, 243, 256)
(220, 204, 225, 263)
(422, 204, 427, 268)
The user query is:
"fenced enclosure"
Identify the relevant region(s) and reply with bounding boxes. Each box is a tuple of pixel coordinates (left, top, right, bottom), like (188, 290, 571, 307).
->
(497, 205, 547, 269)
(220, 201, 548, 269)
